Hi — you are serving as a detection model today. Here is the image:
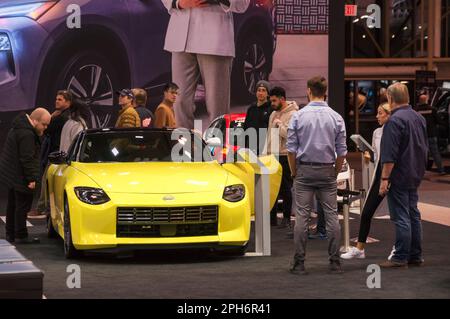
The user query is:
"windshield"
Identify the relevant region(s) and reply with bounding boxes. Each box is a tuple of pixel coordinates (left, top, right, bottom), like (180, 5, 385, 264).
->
(78, 130, 213, 163)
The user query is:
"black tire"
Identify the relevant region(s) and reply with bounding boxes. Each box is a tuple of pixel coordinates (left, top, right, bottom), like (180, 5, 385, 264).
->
(46, 182, 57, 238)
(63, 196, 81, 259)
(232, 34, 272, 103)
(37, 50, 128, 128)
(47, 215, 57, 239)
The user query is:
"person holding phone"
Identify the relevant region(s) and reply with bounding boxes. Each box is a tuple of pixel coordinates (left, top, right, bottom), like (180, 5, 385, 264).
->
(341, 103, 391, 259)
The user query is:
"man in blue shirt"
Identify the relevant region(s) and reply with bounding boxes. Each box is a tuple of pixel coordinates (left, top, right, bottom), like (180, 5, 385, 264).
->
(286, 76, 347, 274)
(379, 83, 428, 268)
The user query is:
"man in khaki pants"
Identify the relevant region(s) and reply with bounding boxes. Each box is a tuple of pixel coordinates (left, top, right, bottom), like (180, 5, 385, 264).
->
(161, 0, 250, 129)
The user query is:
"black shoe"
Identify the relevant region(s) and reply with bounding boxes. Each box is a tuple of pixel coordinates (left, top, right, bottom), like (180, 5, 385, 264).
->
(15, 237, 40, 244)
(329, 260, 344, 274)
(289, 260, 307, 275)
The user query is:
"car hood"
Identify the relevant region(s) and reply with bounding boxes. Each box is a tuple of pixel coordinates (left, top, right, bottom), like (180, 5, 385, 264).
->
(71, 162, 229, 194)
(0, 0, 52, 8)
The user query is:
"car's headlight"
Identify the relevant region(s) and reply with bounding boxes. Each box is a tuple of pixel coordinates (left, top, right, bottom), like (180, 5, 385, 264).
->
(0, 34, 11, 51)
(74, 187, 110, 205)
(223, 184, 245, 202)
(0, 1, 58, 20)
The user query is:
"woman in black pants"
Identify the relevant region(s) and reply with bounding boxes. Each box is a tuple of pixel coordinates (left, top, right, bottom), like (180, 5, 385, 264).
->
(341, 103, 391, 259)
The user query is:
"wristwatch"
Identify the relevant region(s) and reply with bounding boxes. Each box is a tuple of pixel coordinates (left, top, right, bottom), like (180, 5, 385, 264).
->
(381, 177, 390, 181)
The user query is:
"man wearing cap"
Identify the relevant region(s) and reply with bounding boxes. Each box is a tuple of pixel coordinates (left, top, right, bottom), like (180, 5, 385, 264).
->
(161, 0, 250, 129)
(115, 89, 141, 128)
(243, 80, 273, 155)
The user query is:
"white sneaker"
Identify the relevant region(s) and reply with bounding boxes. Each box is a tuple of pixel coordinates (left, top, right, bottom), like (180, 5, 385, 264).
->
(340, 246, 365, 259)
(387, 245, 396, 261)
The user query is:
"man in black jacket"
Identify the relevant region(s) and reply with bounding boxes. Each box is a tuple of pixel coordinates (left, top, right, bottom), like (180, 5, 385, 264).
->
(243, 80, 273, 155)
(0, 108, 51, 243)
(414, 92, 446, 175)
(30, 90, 72, 219)
(132, 88, 155, 127)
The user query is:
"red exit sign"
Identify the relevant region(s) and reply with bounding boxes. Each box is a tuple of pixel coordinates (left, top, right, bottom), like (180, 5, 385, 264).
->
(345, 5, 358, 17)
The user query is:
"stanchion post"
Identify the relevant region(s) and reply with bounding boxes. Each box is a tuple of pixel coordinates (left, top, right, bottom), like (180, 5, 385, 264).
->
(341, 195, 351, 253)
(253, 173, 271, 256)
(241, 149, 278, 257)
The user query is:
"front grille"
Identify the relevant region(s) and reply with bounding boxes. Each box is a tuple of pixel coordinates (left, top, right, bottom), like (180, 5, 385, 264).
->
(117, 206, 218, 238)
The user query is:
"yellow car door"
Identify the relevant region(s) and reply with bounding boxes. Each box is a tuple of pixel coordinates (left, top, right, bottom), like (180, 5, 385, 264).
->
(47, 163, 68, 232)
(222, 151, 282, 215)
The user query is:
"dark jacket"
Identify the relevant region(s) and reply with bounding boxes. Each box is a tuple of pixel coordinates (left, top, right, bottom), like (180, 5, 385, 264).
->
(135, 105, 155, 128)
(45, 108, 70, 153)
(243, 101, 272, 131)
(243, 101, 273, 154)
(0, 113, 41, 193)
(381, 105, 428, 190)
(40, 108, 70, 172)
(414, 103, 440, 138)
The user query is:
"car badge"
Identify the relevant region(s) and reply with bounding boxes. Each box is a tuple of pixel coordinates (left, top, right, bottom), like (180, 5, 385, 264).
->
(163, 195, 175, 201)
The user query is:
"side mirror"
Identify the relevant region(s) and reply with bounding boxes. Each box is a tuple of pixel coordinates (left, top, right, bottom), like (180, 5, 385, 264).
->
(48, 151, 68, 165)
(205, 137, 222, 147)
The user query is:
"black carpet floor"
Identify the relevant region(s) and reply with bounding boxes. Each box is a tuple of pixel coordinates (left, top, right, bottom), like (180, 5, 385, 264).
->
(1, 215, 449, 299)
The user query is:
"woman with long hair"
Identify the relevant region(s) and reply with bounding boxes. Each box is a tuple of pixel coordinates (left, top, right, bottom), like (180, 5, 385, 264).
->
(59, 98, 89, 153)
(341, 103, 391, 259)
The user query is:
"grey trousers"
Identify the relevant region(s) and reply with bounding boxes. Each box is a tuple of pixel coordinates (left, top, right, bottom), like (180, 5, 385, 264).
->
(293, 165, 341, 262)
(172, 52, 233, 129)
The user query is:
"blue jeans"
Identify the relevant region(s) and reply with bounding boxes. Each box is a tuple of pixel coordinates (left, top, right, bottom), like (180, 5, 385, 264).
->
(387, 186, 423, 263)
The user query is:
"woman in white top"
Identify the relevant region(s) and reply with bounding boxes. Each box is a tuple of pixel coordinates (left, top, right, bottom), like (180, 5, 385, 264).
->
(60, 99, 88, 153)
(341, 103, 391, 259)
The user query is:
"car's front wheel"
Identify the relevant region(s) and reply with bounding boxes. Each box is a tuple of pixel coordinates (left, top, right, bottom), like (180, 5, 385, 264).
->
(63, 196, 81, 259)
(37, 50, 127, 128)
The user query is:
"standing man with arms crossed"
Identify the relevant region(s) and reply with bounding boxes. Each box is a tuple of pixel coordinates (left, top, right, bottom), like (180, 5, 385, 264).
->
(287, 76, 347, 275)
(379, 83, 428, 268)
(161, 0, 250, 129)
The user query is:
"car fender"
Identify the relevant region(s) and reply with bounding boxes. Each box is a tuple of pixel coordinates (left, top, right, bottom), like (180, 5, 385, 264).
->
(222, 153, 281, 215)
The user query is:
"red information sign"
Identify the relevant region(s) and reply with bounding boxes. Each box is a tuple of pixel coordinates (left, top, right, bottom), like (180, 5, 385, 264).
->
(345, 5, 358, 17)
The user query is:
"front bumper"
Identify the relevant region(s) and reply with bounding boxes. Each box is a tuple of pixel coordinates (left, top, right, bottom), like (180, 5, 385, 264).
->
(65, 191, 251, 251)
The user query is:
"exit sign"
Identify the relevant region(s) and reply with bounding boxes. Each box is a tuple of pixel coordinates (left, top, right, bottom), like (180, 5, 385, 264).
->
(345, 5, 358, 16)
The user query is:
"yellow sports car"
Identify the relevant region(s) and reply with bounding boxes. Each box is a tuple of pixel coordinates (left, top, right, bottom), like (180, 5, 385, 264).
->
(46, 128, 281, 258)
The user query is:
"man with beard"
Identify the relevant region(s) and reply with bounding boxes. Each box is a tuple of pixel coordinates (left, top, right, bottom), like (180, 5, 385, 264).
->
(0, 108, 51, 243)
(265, 86, 298, 228)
